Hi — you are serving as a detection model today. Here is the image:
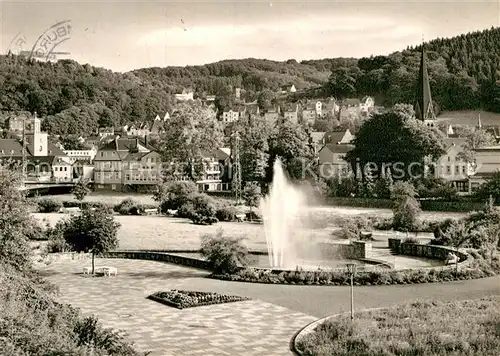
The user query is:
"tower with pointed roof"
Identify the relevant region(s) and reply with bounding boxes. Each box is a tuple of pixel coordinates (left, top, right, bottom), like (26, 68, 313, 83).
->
(414, 42, 436, 126)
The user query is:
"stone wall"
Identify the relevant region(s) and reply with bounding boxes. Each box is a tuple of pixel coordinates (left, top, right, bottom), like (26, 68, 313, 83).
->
(388, 238, 468, 262)
(101, 251, 212, 270)
(317, 241, 372, 260)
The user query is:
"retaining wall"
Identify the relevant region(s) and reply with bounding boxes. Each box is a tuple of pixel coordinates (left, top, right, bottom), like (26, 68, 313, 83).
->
(317, 241, 372, 260)
(100, 250, 212, 270)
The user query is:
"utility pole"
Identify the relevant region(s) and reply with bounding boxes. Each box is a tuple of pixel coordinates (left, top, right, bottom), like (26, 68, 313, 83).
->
(21, 117, 26, 186)
(346, 263, 357, 321)
(231, 131, 242, 204)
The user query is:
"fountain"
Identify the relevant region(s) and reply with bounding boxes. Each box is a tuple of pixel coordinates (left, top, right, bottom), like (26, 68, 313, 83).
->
(260, 158, 306, 269)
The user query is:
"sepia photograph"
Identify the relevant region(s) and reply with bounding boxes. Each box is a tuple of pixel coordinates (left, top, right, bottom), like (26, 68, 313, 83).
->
(0, 0, 500, 355)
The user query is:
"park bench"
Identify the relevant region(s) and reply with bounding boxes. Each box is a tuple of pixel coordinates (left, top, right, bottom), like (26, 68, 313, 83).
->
(166, 209, 178, 216)
(143, 208, 158, 215)
(59, 207, 80, 214)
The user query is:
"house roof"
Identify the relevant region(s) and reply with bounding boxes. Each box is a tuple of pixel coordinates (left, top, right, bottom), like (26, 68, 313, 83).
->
(0, 139, 24, 156)
(443, 137, 467, 151)
(310, 132, 326, 144)
(344, 98, 361, 106)
(322, 143, 355, 154)
(283, 103, 298, 112)
(324, 130, 349, 144)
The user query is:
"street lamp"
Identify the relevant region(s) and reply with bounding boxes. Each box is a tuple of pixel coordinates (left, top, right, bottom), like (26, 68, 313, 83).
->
(346, 263, 357, 321)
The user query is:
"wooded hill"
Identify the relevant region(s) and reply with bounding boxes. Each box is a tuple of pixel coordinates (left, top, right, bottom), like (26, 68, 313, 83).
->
(0, 27, 499, 136)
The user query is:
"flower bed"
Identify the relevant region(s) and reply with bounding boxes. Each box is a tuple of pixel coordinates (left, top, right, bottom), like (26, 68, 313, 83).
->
(210, 253, 499, 286)
(147, 290, 251, 309)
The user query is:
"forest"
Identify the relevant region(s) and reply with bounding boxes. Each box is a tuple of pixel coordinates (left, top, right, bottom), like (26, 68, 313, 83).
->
(0, 27, 499, 136)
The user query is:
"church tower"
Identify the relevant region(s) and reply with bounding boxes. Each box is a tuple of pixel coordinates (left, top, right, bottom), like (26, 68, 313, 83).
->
(25, 113, 48, 156)
(414, 42, 437, 126)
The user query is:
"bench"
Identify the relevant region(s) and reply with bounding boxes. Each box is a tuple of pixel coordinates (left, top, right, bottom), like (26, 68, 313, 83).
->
(166, 209, 178, 216)
(445, 253, 459, 265)
(59, 207, 81, 214)
(95, 266, 118, 276)
(143, 208, 158, 215)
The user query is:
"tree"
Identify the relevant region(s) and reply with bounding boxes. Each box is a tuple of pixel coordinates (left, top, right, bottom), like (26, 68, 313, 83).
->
(232, 115, 271, 184)
(267, 121, 314, 182)
(325, 67, 357, 119)
(60, 135, 91, 150)
(72, 178, 90, 208)
(456, 127, 496, 164)
(257, 89, 277, 110)
(61, 206, 120, 274)
(243, 182, 262, 211)
(0, 165, 34, 272)
(477, 222, 500, 266)
(390, 181, 421, 231)
(153, 181, 198, 213)
(345, 110, 446, 180)
(475, 171, 500, 204)
(158, 102, 223, 179)
(442, 219, 473, 274)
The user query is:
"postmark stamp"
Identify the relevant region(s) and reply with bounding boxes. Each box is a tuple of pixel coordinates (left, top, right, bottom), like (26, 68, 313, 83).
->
(6, 20, 71, 61)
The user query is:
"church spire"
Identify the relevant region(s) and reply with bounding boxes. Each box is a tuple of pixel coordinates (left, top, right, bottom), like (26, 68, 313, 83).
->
(414, 41, 436, 122)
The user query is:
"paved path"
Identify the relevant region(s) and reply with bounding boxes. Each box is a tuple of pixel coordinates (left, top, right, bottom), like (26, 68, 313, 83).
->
(38, 258, 500, 356)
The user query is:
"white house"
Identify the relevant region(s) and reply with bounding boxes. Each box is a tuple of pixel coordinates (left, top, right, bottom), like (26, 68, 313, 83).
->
(63, 147, 98, 164)
(360, 96, 375, 114)
(175, 90, 194, 101)
(222, 110, 240, 124)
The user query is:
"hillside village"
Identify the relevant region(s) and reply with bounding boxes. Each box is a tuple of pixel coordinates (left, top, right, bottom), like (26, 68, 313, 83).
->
(1, 41, 500, 198)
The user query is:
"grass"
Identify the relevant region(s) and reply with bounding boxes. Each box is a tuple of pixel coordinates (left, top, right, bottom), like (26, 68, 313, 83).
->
(297, 296, 500, 356)
(31, 192, 236, 207)
(31, 204, 465, 255)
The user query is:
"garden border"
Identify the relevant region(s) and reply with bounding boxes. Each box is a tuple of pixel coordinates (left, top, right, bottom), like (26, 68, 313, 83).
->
(291, 307, 393, 356)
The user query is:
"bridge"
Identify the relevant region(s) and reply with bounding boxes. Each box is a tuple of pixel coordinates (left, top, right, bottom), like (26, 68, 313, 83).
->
(19, 181, 78, 192)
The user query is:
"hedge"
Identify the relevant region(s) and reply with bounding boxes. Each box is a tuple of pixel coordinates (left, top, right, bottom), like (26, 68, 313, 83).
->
(325, 197, 488, 212)
(211, 256, 499, 286)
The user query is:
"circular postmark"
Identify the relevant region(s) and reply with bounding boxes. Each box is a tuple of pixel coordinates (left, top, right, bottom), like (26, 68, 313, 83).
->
(29, 20, 72, 61)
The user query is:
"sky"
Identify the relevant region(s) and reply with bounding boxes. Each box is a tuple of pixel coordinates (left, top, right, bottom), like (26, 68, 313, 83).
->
(1, 0, 499, 72)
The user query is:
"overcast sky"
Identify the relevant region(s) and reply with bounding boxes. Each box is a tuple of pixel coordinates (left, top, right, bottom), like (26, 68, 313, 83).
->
(1, 0, 499, 72)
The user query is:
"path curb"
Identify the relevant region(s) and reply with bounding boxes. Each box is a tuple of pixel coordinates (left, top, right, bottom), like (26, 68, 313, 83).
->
(291, 307, 387, 355)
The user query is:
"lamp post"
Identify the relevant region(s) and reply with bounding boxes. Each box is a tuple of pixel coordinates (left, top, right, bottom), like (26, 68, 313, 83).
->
(346, 263, 357, 321)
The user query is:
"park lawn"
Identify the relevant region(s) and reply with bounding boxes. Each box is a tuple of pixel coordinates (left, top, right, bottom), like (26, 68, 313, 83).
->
(297, 296, 500, 356)
(32, 206, 465, 252)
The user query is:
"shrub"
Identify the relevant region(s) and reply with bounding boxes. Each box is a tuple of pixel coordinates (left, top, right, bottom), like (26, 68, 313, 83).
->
(37, 198, 62, 213)
(188, 194, 219, 225)
(153, 181, 198, 213)
(339, 215, 373, 240)
(216, 205, 240, 222)
(200, 229, 249, 273)
(114, 198, 139, 215)
(403, 236, 421, 244)
(246, 210, 262, 222)
(178, 202, 195, 218)
(372, 217, 393, 230)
